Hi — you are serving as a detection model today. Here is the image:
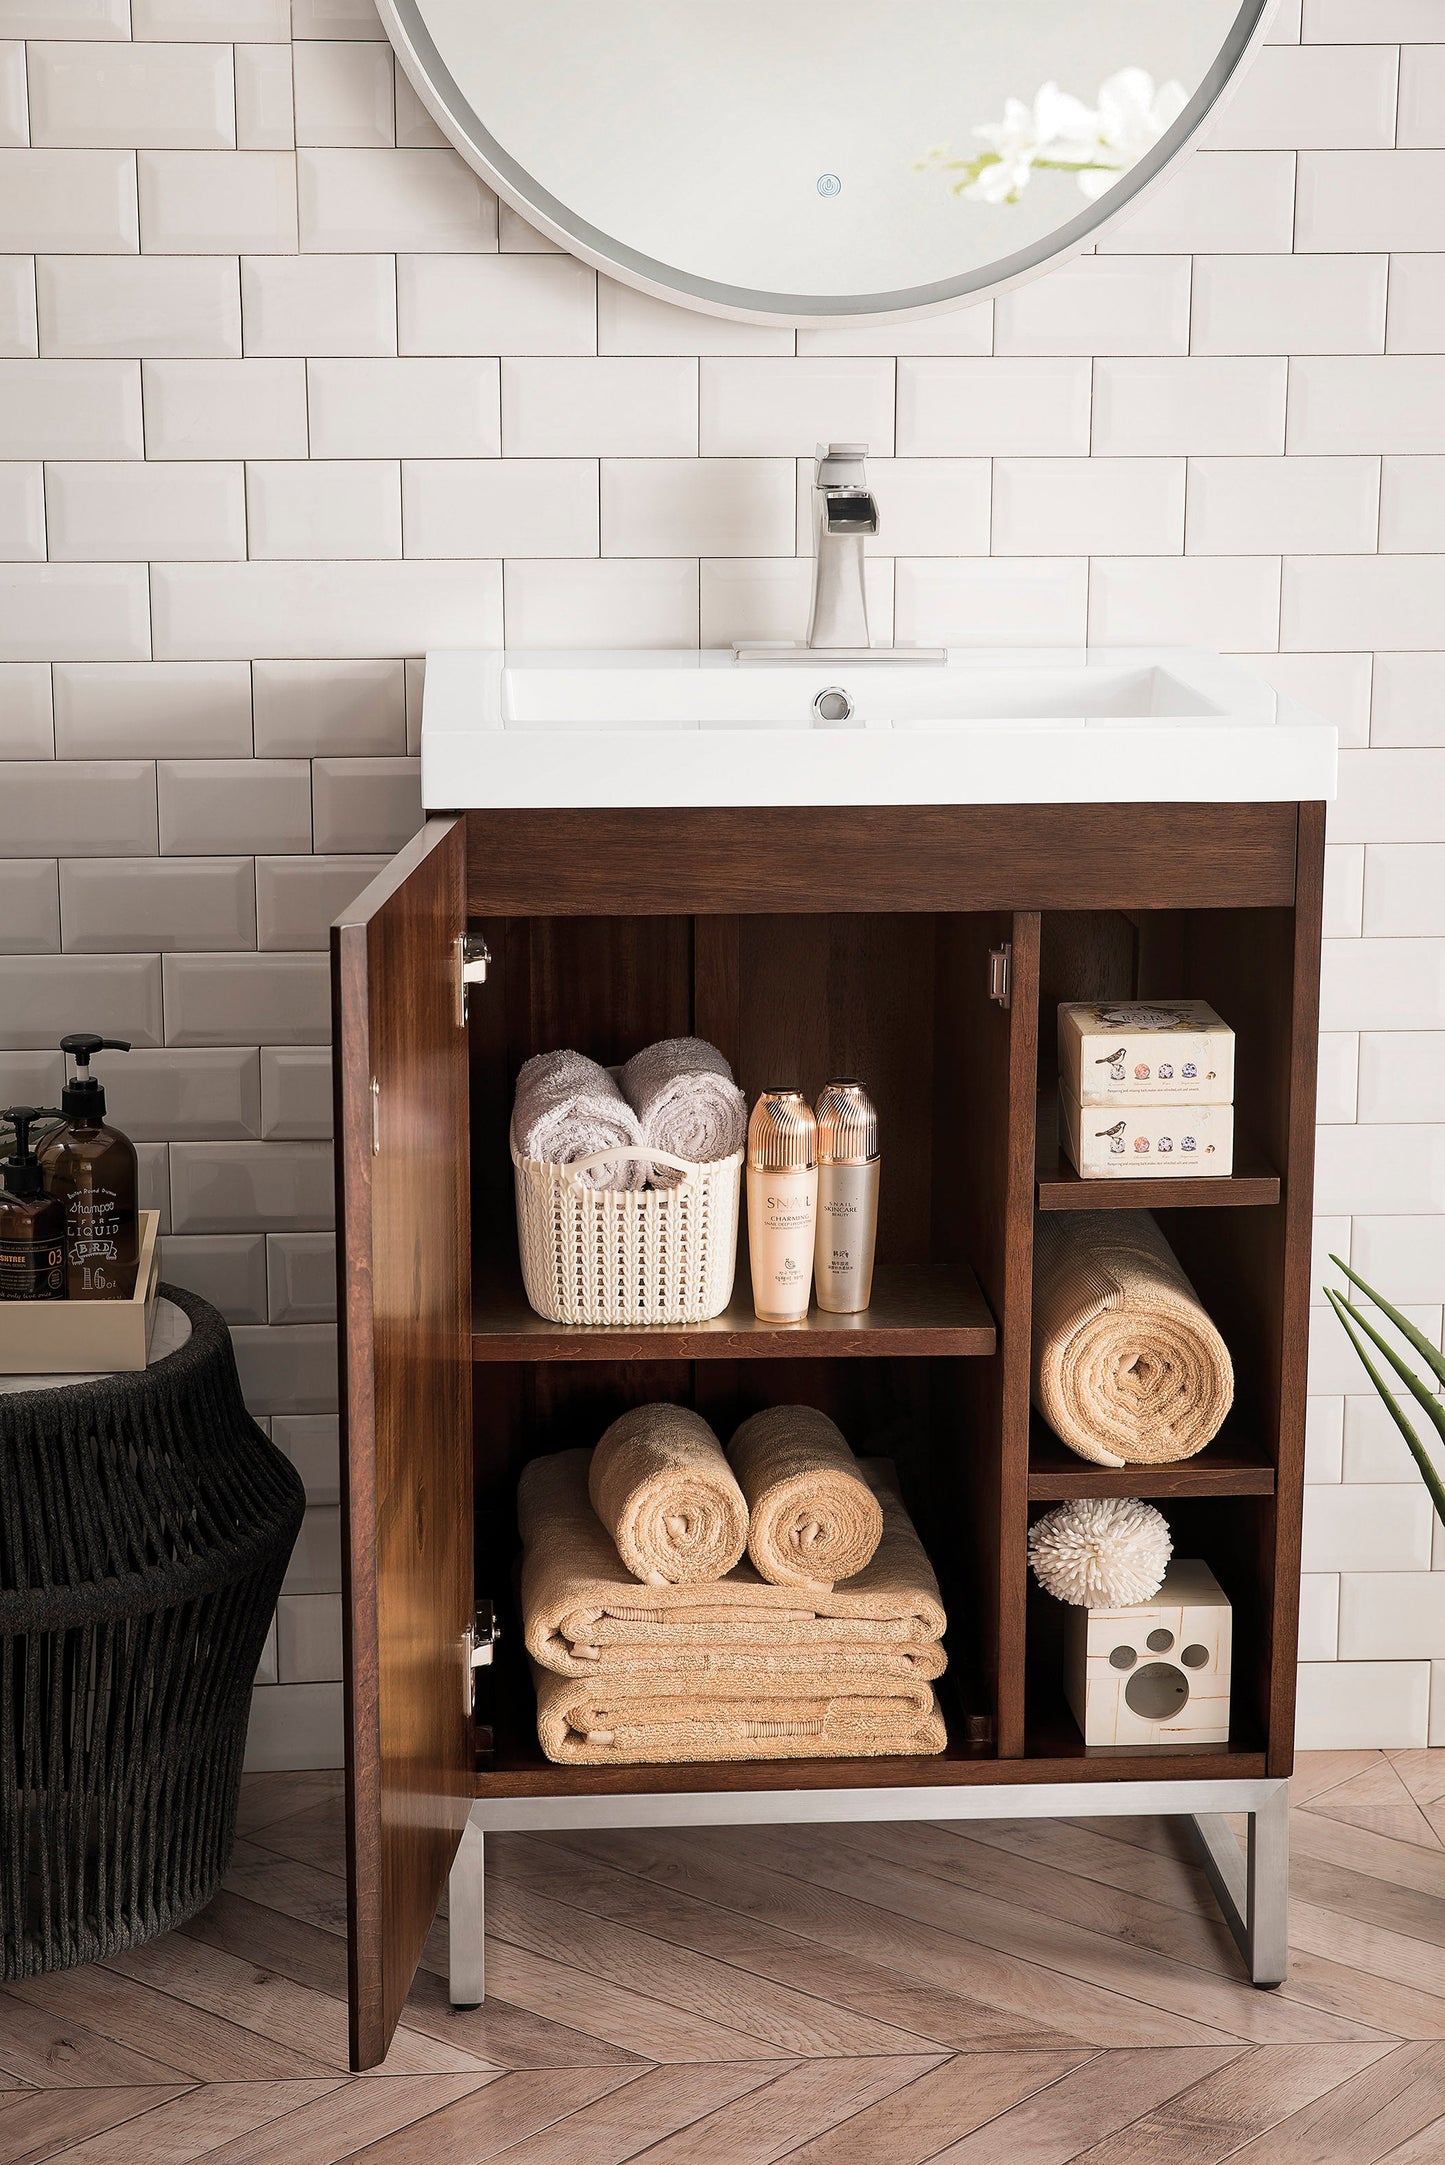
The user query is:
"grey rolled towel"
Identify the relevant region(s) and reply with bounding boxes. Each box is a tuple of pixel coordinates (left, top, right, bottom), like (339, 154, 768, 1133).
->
(619, 1037, 747, 1188)
(512, 1049, 648, 1193)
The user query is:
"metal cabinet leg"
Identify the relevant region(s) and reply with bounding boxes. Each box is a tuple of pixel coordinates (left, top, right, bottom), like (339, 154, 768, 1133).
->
(448, 1815, 486, 2007)
(1189, 1778, 1289, 1988)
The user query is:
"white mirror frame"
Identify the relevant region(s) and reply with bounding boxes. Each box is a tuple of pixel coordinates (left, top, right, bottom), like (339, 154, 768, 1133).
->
(377, 0, 1277, 329)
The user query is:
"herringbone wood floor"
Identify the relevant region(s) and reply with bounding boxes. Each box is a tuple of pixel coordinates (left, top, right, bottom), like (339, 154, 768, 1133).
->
(3, 1752, 1445, 2162)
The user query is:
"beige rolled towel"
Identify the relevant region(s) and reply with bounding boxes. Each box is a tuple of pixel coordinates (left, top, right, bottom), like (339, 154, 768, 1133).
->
(520, 1447, 945, 1677)
(727, 1405, 884, 1589)
(588, 1403, 748, 1587)
(531, 1661, 946, 1765)
(1032, 1211, 1234, 1467)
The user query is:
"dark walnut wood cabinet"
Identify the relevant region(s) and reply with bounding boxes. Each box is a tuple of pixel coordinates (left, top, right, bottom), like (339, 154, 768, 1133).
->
(333, 798, 1324, 2069)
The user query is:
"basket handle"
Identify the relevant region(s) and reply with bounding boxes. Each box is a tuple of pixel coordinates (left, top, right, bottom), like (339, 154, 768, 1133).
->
(560, 1146, 698, 1185)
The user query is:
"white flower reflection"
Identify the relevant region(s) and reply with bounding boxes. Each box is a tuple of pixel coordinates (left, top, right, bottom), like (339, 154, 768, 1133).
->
(919, 68, 1188, 206)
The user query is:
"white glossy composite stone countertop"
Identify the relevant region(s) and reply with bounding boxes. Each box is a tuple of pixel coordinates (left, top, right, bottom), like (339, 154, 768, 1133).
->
(420, 648, 1338, 811)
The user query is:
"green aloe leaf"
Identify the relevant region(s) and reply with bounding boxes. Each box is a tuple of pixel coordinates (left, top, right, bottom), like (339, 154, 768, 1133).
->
(1326, 1289, 1445, 1525)
(1328, 1254, 1445, 1392)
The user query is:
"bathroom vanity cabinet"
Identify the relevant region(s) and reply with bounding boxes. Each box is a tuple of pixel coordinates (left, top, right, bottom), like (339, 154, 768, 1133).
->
(334, 793, 1323, 2070)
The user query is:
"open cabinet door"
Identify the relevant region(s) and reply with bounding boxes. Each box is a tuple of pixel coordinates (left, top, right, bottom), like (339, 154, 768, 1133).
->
(333, 816, 473, 2071)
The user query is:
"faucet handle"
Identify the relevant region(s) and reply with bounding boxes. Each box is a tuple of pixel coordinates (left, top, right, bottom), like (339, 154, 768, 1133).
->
(815, 441, 868, 483)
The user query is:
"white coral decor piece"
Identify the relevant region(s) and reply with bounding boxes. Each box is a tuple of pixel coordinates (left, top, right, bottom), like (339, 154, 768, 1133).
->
(1028, 1497, 1173, 1609)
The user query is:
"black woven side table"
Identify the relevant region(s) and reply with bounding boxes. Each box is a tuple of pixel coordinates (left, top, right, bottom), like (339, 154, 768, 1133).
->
(0, 1284, 305, 1978)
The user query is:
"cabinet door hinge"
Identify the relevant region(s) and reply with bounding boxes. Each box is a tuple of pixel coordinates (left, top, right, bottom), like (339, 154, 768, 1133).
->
(988, 943, 1012, 1008)
(458, 932, 491, 1025)
(465, 1600, 500, 1715)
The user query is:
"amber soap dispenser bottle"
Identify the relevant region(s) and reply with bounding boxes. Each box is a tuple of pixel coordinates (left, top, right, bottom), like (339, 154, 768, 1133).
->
(0, 1108, 67, 1301)
(40, 1034, 137, 1300)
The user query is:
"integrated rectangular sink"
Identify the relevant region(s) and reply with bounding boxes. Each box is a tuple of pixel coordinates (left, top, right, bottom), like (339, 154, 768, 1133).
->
(420, 648, 1337, 810)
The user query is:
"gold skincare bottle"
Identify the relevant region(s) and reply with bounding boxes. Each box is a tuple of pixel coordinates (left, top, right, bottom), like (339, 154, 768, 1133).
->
(814, 1078, 880, 1313)
(746, 1089, 818, 1325)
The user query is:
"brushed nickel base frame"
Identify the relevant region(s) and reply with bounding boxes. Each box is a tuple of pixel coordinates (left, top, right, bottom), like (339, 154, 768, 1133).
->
(448, 1774, 1290, 2009)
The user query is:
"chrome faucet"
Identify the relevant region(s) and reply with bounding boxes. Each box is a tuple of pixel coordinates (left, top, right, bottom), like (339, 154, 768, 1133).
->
(806, 442, 878, 652)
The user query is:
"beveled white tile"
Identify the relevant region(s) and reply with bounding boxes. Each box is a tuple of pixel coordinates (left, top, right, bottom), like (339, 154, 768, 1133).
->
(1298, 151, 1445, 253)
(308, 357, 499, 457)
(402, 457, 598, 559)
(597, 277, 791, 356)
(894, 558, 1087, 647)
(1305, 0, 1444, 34)
(46, 460, 245, 560)
(293, 40, 392, 147)
(393, 66, 444, 150)
(163, 954, 331, 1047)
(0, 256, 37, 355)
(1399, 46, 1445, 147)
(505, 357, 696, 457)
(1099, 151, 1296, 254)
(994, 257, 1189, 357)
(0, 563, 148, 660)
(310, 756, 420, 853)
(0, 951, 160, 1047)
(161, 1233, 267, 1322)
(797, 303, 993, 358)
(255, 854, 385, 949)
(1290, 358, 1445, 453)
(252, 658, 405, 756)
(1322, 841, 1364, 937)
(28, 40, 234, 148)
(1350, 1216, 1445, 1304)
(1342, 1394, 1425, 1484)
(291, 0, 385, 37)
(103, 1046, 261, 1140)
(1297, 1662, 1429, 1750)
(139, 149, 296, 254)
(143, 357, 306, 459)
(603, 458, 792, 558)
(266, 1232, 335, 1325)
(0, 461, 43, 558)
(700, 557, 893, 652)
(241, 254, 395, 357)
(0, 42, 26, 147)
(0, 663, 52, 755)
(503, 558, 698, 649)
(1283, 556, 1445, 652)
(275, 1591, 342, 1680)
(1340, 753, 1445, 846)
(153, 559, 503, 659)
(0, 148, 136, 252)
(1340, 1575, 1445, 1660)
(274, 1495, 341, 1580)
(398, 252, 595, 355)
(0, 357, 140, 455)
(235, 1324, 338, 1411)
(272, 1411, 339, 1501)
(1358, 1027, 1445, 1120)
(246, 459, 401, 559)
(298, 147, 496, 252)
(1320, 937, 1445, 1032)
(170, 1140, 333, 1229)
(1187, 457, 1379, 555)
(1192, 255, 1386, 357)
(701, 357, 893, 457)
(260, 1045, 331, 1139)
(0, 860, 57, 951)
(1315, 1122, 1445, 1215)
(243, 1683, 343, 1773)
(993, 458, 1182, 557)
(55, 660, 251, 757)
(157, 757, 310, 855)
(0, 0, 128, 33)
(38, 256, 241, 358)
(1088, 557, 1281, 651)
(1094, 358, 1286, 455)
(234, 44, 292, 150)
(1239, 652, 1372, 747)
(1388, 257, 1445, 353)
(1298, 1577, 1339, 1663)
(1373, 654, 1445, 746)
(1207, 43, 1397, 148)
(132, 0, 288, 35)
(897, 358, 1088, 457)
(1302, 1482, 1436, 1573)
(1316, 1031, 1359, 1124)
(1381, 455, 1445, 550)
(61, 855, 254, 950)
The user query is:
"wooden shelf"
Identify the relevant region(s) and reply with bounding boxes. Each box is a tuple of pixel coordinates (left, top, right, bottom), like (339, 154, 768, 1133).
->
(1027, 1422, 1276, 1500)
(1035, 1093, 1280, 1211)
(471, 1257, 996, 1362)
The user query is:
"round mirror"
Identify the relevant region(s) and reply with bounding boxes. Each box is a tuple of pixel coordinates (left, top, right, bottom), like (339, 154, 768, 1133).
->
(378, 0, 1270, 326)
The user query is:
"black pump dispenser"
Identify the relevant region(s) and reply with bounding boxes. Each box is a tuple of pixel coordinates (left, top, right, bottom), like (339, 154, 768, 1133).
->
(2, 1107, 51, 1199)
(59, 1034, 130, 1123)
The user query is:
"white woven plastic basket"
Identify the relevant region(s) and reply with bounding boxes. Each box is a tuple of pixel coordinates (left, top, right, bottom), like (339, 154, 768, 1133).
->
(511, 1138, 742, 1326)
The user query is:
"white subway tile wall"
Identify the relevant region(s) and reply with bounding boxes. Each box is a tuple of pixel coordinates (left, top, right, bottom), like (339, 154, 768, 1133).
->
(0, 8, 1442, 1764)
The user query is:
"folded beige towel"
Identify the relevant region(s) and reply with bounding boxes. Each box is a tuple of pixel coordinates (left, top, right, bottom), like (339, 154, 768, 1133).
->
(531, 1660, 946, 1764)
(511, 1049, 647, 1193)
(1032, 1211, 1234, 1467)
(619, 1036, 747, 1189)
(728, 1405, 884, 1589)
(588, 1403, 748, 1587)
(520, 1446, 946, 1677)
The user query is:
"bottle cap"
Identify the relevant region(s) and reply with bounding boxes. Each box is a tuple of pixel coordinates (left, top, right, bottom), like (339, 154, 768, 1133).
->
(1, 1105, 53, 1200)
(747, 1089, 817, 1174)
(815, 1077, 879, 1165)
(58, 1032, 130, 1123)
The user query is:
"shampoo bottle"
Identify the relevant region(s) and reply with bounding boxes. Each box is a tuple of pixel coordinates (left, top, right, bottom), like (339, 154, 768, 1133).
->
(746, 1089, 818, 1325)
(814, 1078, 880, 1314)
(40, 1034, 137, 1300)
(0, 1108, 67, 1301)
